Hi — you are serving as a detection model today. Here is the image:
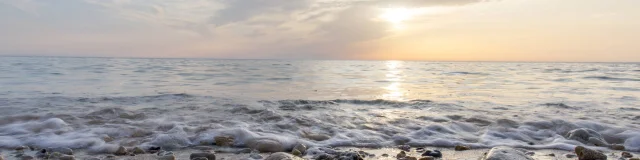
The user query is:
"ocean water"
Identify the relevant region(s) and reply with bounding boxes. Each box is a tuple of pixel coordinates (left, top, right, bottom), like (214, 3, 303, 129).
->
(0, 57, 639, 153)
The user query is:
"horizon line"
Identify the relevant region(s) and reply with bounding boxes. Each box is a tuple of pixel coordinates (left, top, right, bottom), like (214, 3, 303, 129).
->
(1, 55, 639, 64)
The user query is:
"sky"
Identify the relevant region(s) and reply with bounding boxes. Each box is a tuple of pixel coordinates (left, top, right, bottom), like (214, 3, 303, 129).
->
(1, 0, 639, 62)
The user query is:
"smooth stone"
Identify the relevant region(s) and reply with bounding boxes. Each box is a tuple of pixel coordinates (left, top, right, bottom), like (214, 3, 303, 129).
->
(157, 155, 176, 160)
(564, 154, 576, 158)
(293, 143, 307, 153)
(133, 147, 146, 154)
(301, 131, 331, 141)
(574, 146, 607, 160)
(566, 128, 609, 146)
(0, 154, 4, 160)
(214, 136, 234, 146)
(418, 156, 435, 160)
(250, 153, 263, 159)
(247, 138, 285, 152)
(525, 151, 535, 156)
(103, 136, 114, 142)
(148, 146, 162, 154)
(398, 145, 410, 152)
(265, 152, 301, 160)
(192, 158, 208, 160)
(481, 146, 533, 160)
(405, 156, 417, 160)
(114, 146, 128, 156)
(59, 155, 76, 160)
(292, 149, 302, 156)
(609, 144, 625, 150)
(15, 146, 28, 151)
(416, 148, 425, 152)
(622, 152, 633, 158)
(397, 151, 407, 158)
(382, 154, 389, 157)
(547, 153, 555, 156)
(421, 150, 442, 158)
(49, 147, 74, 155)
(337, 151, 364, 160)
(190, 153, 216, 160)
(454, 145, 470, 151)
(21, 156, 34, 160)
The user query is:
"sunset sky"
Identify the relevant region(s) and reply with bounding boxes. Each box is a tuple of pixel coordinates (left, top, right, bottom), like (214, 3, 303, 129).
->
(1, 0, 639, 62)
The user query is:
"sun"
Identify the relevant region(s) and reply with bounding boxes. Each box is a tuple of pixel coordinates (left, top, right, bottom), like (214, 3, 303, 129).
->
(380, 8, 414, 24)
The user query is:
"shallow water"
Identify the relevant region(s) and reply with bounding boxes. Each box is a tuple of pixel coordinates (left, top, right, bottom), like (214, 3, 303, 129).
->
(0, 57, 639, 153)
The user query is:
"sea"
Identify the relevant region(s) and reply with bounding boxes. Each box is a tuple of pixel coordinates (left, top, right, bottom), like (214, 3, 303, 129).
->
(0, 56, 638, 153)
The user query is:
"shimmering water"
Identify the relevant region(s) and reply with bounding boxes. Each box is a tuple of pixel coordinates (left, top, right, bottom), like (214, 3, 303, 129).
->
(0, 56, 639, 153)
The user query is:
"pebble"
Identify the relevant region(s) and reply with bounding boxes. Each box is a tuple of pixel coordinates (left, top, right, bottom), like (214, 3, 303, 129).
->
(114, 146, 128, 156)
(247, 138, 285, 152)
(148, 146, 162, 153)
(337, 151, 365, 160)
(609, 144, 625, 150)
(292, 149, 302, 156)
(382, 154, 389, 157)
(622, 152, 633, 158)
(235, 148, 253, 154)
(418, 156, 434, 160)
(133, 147, 146, 154)
(454, 145, 470, 151)
(525, 151, 534, 156)
(416, 148, 425, 152)
(59, 155, 75, 160)
(397, 151, 407, 159)
(564, 154, 576, 158)
(214, 136, 235, 146)
(421, 150, 442, 158)
(35, 149, 47, 158)
(316, 154, 334, 160)
(250, 153, 263, 159)
(481, 146, 533, 160)
(547, 153, 554, 156)
(301, 131, 331, 141)
(15, 146, 28, 151)
(398, 145, 411, 152)
(190, 152, 216, 160)
(405, 156, 417, 160)
(575, 146, 607, 160)
(293, 143, 307, 153)
(566, 128, 608, 146)
(157, 155, 176, 160)
(192, 157, 208, 160)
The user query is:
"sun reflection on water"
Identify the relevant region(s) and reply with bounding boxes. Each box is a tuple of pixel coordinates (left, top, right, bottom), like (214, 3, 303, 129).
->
(382, 61, 406, 101)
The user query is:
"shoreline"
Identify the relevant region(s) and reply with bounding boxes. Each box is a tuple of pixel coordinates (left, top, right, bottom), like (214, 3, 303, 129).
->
(1, 145, 638, 160)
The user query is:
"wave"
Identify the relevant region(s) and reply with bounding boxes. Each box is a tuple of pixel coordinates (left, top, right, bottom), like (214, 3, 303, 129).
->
(545, 68, 599, 73)
(444, 72, 488, 76)
(584, 76, 640, 82)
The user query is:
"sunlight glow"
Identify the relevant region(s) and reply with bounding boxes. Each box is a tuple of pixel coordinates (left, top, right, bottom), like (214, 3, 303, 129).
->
(380, 8, 414, 24)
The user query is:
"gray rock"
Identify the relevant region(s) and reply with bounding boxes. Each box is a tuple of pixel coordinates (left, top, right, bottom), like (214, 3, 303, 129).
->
(114, 146, 127, 156)
(574, 146, 607, 160)
(337, 151, 365, 160)
(265, 152, 301, 160)
(622, 152, 633, 158)
(190, 153, 216, 160)
(247, 138, 285, 152)
(49, 147, 74, 155)
(59, 155, 76, 160)
(398, 145, 410, 152)
(397, 151, 406, 159)
(481, 146, 534, 160)
(132, 147, 146, 154)
(293, 143, 307, 153)
(566, 128, 608, 146)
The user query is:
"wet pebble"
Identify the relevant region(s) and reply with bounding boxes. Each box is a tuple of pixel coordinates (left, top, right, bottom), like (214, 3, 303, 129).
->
(248, 138, 285, 152)
(265, 152, 298, 160)
(622, 152, 633, 158)
(397, 151, 407, 159)
(382, 154, 389, 157)
(148, 146, 162, 154)
(525, 151, 535, 156)
(133, 147, 146, 154)
(547, 153, 555, 156)
(114, 146, 128, 156)
(575, 146, 607, 160)
(293, 143, 307, 153)
(157, 155, 176, 160)
(398, 145, 411, 152)
(418, 156, 434, 160)
(416, 148, 425, 152)
(454, 145, 470, 151)
(190, 152, 216, 160)
(421, 150, 442, 158)
(609, 144, 625, 150)
(192, 157, 208, 160)
(214, 136, 234, 146)
(405, 156, 417, 160)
